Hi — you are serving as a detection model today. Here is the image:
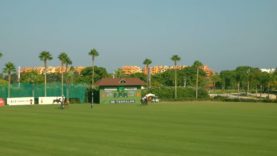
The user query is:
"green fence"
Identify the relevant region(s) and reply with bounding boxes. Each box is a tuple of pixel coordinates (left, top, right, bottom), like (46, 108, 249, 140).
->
(0, 83, 88, 103)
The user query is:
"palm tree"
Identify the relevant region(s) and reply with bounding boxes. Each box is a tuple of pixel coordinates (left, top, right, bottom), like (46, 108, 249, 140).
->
(65, 56, 72, 104)
(171, 55, 181, 99)
(88, 48, 99, 89)
(0, 52, 2, 77)
(192, 60, 203, 99)
(39, 51, 53, 96)
(143, 58, 152, 89)
(3, 62, 16, 97)
(58, 52, 68, 97)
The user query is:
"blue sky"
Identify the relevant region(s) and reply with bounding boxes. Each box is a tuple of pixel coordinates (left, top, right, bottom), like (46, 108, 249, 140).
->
(0, 0, 276, 72)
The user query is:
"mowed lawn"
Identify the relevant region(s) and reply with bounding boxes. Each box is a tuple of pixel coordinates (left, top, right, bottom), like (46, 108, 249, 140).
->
(0, 101, 277, 156)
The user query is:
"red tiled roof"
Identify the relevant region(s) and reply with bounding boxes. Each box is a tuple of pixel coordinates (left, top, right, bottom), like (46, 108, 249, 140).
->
(95, 78, 145, 86)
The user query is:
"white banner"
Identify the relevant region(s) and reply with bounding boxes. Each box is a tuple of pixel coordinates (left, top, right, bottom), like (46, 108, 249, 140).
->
(39, 97, 64, 105)
(7, 97, 34, 106)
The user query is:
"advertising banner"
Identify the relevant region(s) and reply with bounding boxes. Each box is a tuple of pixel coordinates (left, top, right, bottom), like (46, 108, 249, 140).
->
(7, 97, 34, 106)
(39, 97, 63, 105)
(0, 98, 5, 107)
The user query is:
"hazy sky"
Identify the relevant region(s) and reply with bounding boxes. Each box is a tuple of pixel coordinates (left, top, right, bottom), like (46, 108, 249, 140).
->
(0, 0, 276, 72)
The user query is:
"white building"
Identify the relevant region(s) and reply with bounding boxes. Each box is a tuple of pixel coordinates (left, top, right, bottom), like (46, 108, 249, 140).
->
(260, 68, 276, 73)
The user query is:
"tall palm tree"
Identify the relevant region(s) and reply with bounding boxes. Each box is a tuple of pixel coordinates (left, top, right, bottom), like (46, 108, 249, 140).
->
(58, 52, 68, 97)
(39, 51, 53, 96)
(171, 55, 181, 99)
(3, 62, 16, 97)
(88, 48, 99, 89)
(0, 52, 2, 77)
(65, 56, 72, 103)
(143, 58, 152, 89)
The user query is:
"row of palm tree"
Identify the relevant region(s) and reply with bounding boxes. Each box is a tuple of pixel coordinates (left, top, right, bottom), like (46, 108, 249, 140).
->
(39, 51, 53, 97)
(0, 52, 16, 97)
(2, 50, 182, 99)
(143, 54, 181, 99)
(88, 48, 99, 89)
(1, 49, 98, 98)
(58, 52, 72, 97)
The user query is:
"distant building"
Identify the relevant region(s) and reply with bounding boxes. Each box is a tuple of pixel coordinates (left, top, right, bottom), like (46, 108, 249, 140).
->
(142, 65, 187, 75)
(202, 65, 214, 77)
(20, 66, 85, 74)
(119, 66, 142, 75)
(260, 68, 276, 73)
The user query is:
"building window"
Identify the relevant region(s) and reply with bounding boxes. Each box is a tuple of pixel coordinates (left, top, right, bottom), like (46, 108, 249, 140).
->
(120, 79, 126, 84)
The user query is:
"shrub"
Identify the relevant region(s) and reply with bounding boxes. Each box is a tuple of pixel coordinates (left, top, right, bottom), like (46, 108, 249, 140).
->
(142, 87, 209, 100)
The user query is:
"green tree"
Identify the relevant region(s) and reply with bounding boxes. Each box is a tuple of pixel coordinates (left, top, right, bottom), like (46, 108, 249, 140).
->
(152, 70, 174, 86)
(171, 55, 181, 99)
(58, 52, 69, 97)
(129, 72, 147, 82)
(0, 52, 3, 77)
(114, 69, 126, 78)
(192, 60, 203, 69)
(39, 51, 53, 96)
(272, 69, 277, 90)
(235, 66, 252, 93)
(88, 49, 99, 89)
(78, 66, 109, 84)
(192, 60, 204, 99)
(3, 62, 16, 97)
(21, 71, 43, 96)
(21, 71, 43, 84)
(210, 73, 221, 90)
(143, 58, 152, 89)
(0, 52, 2, 65)
(220, 70, 236, 90)
(65, 56, 72, 103)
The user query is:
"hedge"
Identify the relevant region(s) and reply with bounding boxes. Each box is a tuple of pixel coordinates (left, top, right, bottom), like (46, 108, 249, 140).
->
(142, 87, 209, 100)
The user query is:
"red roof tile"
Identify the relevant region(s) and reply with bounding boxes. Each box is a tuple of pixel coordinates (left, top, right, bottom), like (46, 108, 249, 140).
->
(95, 78, 145, 86)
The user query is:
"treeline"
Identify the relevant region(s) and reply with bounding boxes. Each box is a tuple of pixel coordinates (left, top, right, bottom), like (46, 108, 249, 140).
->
(117, 60, 209, 89)
(211, 66, 277, 93)
(0, 66, 109, 85)
(1, 63, 276, 95)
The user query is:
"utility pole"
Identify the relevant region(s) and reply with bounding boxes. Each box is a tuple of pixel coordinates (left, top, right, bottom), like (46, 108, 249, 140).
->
(196, 67, 199, 99)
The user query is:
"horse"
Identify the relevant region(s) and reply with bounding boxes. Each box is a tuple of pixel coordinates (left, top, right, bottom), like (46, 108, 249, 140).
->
(53, 98, 67, 109)
(53, 98, 63, 104)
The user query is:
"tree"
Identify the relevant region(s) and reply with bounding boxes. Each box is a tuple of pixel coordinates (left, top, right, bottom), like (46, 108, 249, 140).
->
(220, 70, 236, 90)
(0, 52, 2, 77)
(0, 52, 2, 63)
(192, 60, 204, 99)
(129, 72, 147, 82)
(143, 58, 152, 89)
(192, 60, 203, 69)
(88, 49, 99, 89)
(65, 56, 72, 103)
(39, 51, 53, 96)
(3, 62, 16, 97)
(58, 52, 68, 97)
(78, 66, 109, 84)
(171, 55, 181, 99)
(235, 66, 251, 93)
(21, 71, 43, 97)
(114, 69, 126, 78)
(210, 73, 221, 90)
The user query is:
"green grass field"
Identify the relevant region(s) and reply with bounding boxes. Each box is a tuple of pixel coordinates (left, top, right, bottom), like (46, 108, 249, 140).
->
(0, 101, 277, 156)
